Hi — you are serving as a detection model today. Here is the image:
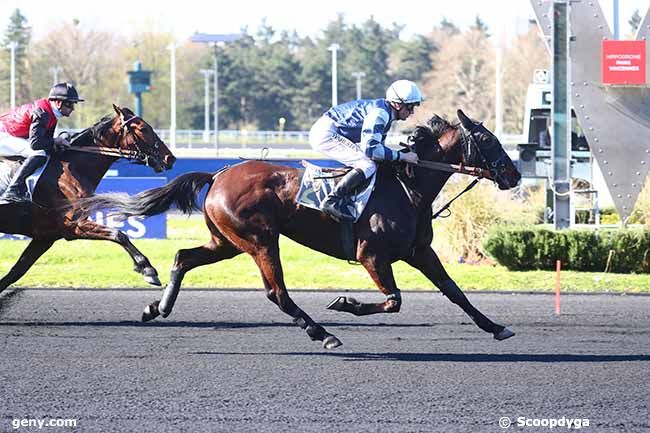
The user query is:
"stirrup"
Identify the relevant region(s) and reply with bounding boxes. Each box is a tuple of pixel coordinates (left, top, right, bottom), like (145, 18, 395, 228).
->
(321, 201, 354, 222)
(321, 201, 341, 220)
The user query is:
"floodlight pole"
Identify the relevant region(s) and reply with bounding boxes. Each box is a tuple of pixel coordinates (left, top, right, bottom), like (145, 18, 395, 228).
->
(352, 71, 366, 99)
(168, 43, 177, 148)
(49, 66, 63, 85)
(9, 41, 17, 109)
(495, 26, 504, 139)
(191, 33, 241, 155)
(200, 69, 214, 142)
(613, 0, 619, 39)
(213, 43, 219, 152)
(328, 44, 340, 106)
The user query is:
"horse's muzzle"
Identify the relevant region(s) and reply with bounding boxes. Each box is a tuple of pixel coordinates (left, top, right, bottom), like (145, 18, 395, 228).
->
(164, 154, 176, 170)
(498, 170, 522, 190)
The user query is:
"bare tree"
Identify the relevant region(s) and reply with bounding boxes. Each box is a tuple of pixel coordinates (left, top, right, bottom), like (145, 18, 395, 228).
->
(501, 24, 550, 134)
(30, 21, 125, 129)
(420, 29, 495, 127)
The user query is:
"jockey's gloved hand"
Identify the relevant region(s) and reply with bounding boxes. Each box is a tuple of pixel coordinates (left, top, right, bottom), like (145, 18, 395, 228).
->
(54, 131, 72, 144)
(400, 151, 419, 164)
(54, 134, 71, 153)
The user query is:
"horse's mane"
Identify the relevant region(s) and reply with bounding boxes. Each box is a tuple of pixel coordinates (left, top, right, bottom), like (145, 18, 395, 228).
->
(393, 114, 459, 204)
(72, 116, 113, 140)
(72, 107, 137, 142)
(92, 114, 118, 134)
(409, 114, 458, 157)
(428, 115, 457, 138)
(71, 114, 124, 145)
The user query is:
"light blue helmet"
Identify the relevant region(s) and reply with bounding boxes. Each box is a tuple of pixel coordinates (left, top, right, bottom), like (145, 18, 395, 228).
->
(386, 80, 422, 104)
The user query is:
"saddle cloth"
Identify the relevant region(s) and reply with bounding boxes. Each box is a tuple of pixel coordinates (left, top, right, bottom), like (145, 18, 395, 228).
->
(0, 157, 46, 197)
(296, 160, 376, 223)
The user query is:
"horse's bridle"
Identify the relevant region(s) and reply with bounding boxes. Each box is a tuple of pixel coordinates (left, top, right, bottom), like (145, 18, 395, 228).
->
(402, 128, 492, 179)
(458, 121, 509, 184)
(402, 122, 507, 219)
(119, 115, 161, 166)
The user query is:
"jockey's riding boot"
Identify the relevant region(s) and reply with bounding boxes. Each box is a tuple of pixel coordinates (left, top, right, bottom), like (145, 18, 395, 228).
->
(321, 168, 366, 222)
(0, 155, 47, 204)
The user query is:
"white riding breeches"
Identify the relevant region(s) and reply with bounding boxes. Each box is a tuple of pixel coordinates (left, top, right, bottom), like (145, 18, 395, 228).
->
(0, 132, 47, 158)
(309, 116, 376, 178)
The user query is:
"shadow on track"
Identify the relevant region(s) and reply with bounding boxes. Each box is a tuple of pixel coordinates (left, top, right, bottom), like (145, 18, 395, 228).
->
(191, 351, 650, 363)
(0, 320, 290, 329)
(0, 320, 436, 329)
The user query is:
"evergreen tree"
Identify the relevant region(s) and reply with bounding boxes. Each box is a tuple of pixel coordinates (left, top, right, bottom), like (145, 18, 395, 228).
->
(227, 32, 262, 129)
(252, 25, 302, 130)
(471, 15, 490, 38)
(292, 37, 332, 129)
(0, 10, 549, 137)
(439, 18, 460, 35)
(345, 16, 396, 101)
(388, 35, 435, 82)
(1, 9, 32, 108)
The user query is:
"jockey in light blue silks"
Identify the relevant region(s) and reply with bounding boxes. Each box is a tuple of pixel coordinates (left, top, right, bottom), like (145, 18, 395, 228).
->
(309, 79, 422, 222)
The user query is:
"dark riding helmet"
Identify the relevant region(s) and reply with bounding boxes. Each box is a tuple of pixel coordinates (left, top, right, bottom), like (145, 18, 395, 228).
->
(48, 82, 84, 103)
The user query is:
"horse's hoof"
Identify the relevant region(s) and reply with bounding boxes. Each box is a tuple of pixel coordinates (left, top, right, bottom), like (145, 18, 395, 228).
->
(144, 274, 161, 286)
(141, 301, 161, 322)
(327, 296, 359, 312)
(323, 335, 343, 349)
(327, 296, 345, 310)
(139, 266, 161, 286)
(494, 327, 515, 341)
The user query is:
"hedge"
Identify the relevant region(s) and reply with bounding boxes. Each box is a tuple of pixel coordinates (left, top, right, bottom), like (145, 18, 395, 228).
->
(483, 226, 650, 273)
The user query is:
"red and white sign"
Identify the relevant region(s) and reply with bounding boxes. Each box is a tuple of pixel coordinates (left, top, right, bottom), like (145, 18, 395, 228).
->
(602, 40, 646, 85)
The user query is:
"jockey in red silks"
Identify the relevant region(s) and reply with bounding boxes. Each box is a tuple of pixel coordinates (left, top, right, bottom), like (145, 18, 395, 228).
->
(0, 82, 84, 203)
(309, 79, 422, 222)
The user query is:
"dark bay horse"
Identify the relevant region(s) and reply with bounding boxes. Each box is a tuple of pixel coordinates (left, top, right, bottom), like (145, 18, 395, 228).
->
(76, 109, 520, 349)
(0, 105, 176, 292)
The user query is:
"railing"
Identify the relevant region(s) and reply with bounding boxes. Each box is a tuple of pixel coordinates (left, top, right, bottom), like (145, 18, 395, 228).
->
(156, 130, 524, 150)
(152, 129, 413, 158)
(156, 129, 408, 149)
(68, 128, 524, 157)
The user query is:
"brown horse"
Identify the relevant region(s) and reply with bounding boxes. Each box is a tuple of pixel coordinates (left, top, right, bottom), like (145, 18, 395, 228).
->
(0, 105, 176, 292)
(76, 109, 520, 349)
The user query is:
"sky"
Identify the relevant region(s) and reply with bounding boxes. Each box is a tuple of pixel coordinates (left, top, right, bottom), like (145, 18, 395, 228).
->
(1, 0, 649, 42)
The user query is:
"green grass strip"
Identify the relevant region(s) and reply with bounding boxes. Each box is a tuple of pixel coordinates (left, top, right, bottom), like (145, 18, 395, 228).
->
(0, 216, 648, 292)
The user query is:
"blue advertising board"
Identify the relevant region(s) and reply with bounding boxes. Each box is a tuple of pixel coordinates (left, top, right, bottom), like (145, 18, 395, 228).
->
(0, 177, 167, 240)
(1, 158, 340, 240)
(91, 177, 167, 238)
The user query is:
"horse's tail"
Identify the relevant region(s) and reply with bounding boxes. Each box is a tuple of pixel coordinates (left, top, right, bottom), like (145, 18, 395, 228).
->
(76, 171, 216, 218)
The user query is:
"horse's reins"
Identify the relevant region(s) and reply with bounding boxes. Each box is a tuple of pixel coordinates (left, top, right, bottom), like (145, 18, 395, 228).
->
(414, 159, 492, 179)
(399, 129, 494, 180)
(431, 178, 480, 219)
(68, 146, 142, 159)
(405, 158, 484, 220)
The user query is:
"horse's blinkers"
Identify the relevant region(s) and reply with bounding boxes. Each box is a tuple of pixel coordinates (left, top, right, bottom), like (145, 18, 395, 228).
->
(457, 114, 517, 189)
